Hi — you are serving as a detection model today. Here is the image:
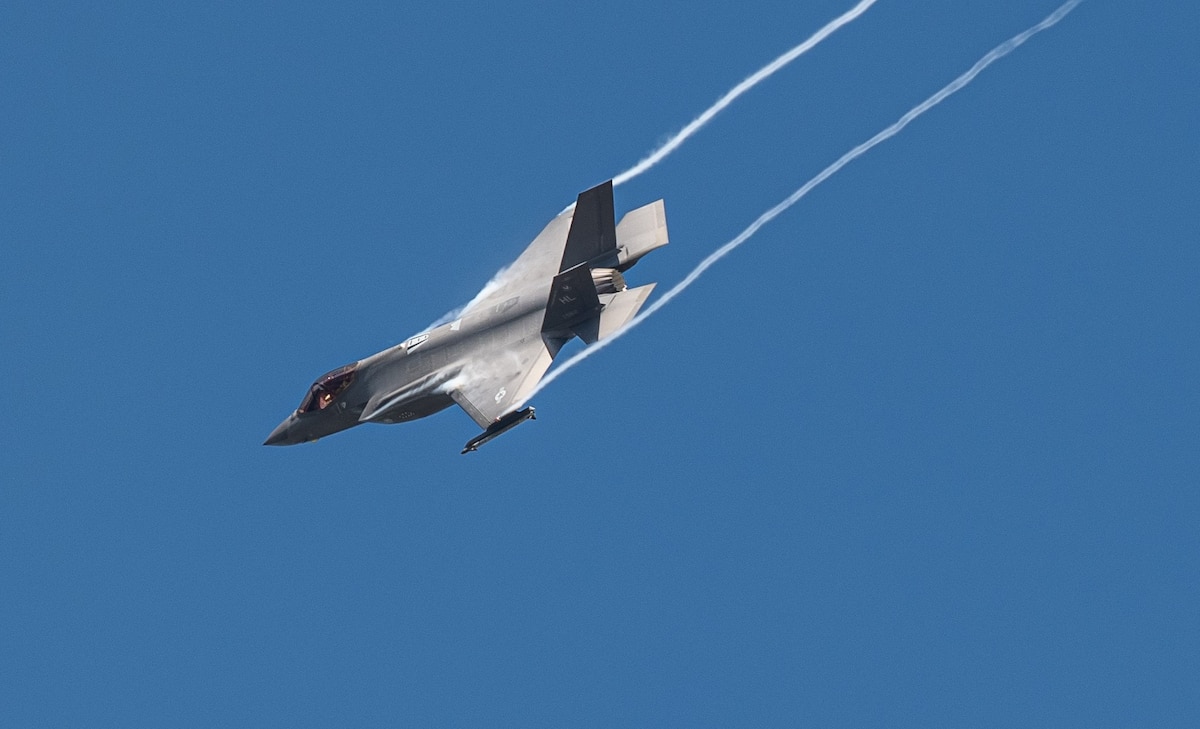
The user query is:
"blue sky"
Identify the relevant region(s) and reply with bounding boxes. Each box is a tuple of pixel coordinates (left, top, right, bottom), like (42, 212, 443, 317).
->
(3, 1, 1198, 725)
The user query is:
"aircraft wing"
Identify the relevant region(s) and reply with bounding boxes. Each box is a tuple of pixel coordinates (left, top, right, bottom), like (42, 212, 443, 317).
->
(463, 181, 620, 315)
(451, 179, 669, 432)
(449, 333, 554, 428)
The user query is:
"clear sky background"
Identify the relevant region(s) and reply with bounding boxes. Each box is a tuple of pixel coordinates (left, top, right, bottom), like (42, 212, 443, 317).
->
(3, 1, 1198, 725)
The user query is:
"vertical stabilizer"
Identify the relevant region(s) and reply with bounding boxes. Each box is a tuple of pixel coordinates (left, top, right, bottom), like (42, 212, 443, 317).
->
(597, 284, 656, 340)
(559, 181, 618, 272)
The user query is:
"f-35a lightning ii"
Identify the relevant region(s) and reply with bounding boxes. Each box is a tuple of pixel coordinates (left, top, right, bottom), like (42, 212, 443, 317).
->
(264, 180, 668, 453)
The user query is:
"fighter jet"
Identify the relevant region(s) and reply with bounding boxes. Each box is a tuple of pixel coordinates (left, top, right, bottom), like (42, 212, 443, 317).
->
(264, 180, 668, 453)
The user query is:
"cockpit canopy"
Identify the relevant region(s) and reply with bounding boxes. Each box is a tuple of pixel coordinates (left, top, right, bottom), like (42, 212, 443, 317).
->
(297, 362, 358, 414)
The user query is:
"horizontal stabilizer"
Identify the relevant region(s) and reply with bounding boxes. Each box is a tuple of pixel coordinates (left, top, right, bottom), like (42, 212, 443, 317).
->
(598, 283, 656, 340)
(615, 199, 668, 271)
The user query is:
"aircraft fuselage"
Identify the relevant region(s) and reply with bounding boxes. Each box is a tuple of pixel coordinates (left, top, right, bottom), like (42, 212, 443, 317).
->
(264, 180, 669, 451)
(264, 283, 546, 445)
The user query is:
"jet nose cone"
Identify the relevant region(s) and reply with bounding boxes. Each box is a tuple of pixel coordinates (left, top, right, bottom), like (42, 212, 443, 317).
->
(263, 419, 292, 446)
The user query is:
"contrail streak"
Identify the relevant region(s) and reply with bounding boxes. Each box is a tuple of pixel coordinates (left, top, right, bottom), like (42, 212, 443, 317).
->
(427, 264, 511, 328)
(463, 0, 876, 318)
(611, 0, 879, 188)
(522, 0, 1084, 406)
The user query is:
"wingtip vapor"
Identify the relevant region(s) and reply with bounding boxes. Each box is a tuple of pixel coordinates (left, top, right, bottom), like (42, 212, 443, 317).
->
(264, 180, 668, 451)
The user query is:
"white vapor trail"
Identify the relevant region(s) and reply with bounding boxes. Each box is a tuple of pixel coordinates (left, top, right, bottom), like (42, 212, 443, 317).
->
(522, 0, 1084, 406)
(427, 264, 511, 328)
(450, 0, 877, 320)
(611, 0, 879, 188)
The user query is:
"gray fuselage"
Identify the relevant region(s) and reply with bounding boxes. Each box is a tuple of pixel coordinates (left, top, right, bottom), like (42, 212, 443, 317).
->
(264, 283, 547, 445)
